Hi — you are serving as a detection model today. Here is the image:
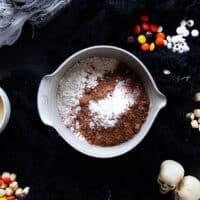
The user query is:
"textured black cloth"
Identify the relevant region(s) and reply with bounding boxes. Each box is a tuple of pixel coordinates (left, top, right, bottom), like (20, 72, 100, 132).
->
(0, 0, 200, 199)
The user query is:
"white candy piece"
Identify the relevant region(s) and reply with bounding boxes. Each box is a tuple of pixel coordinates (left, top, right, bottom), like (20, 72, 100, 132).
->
(191, 29, 199, 37)
(2, 172, 10, 179)
(180, 20, 187, 27)
(172, 35, 185, 42)
(15, 188, 23, 196)
(167, 42, 172, 49)
(158, 26, 163, 32)
(186, 113, 195, 120)
(179, 48, 184, 54)
(191, 120, 198, 129)
(176, 27, 190, 37)
(193, 109, 200, 118)
(23, 187, 30, 195)
(163, 69, 171, 75)
(187, 19, 194, 27)
(10, 173, 16, 181)
(174, 176, 200, 200)
(182, 44, 190, 52)
(5, 187, 13, 196)
(166, 36, 172, 42)
(157, 160, 185, 194)
(0, 189, 6, 197)
(9, 181, 18, 191)
(194, 92, 200, 102)
(176, 27, 185, 35)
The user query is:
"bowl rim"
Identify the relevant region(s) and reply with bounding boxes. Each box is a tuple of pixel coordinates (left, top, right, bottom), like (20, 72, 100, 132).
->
(0, 87, 11, 133)
(37, 45, 167, 158)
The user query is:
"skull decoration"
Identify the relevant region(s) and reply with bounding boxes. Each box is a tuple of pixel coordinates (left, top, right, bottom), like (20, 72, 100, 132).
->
(174, 176, 200, 200)
(157, 160, 185, 194)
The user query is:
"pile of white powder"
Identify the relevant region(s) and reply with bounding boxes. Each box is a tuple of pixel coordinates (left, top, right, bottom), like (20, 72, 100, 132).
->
(89, 81, 139, 128)
(57, 57, 138, 137)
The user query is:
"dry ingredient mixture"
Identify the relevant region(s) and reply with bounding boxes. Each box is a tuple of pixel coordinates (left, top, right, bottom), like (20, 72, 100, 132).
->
(0, 97, 3, 124)
(57, 57, 149, 146)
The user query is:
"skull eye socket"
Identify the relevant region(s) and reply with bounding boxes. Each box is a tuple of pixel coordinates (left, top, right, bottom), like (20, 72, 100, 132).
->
(167, 184, 175, 189)
(157, 178, 165, 184)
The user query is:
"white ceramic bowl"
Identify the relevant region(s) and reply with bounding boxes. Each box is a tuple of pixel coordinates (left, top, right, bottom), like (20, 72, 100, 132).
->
(0, 87, 11, 134)
(37, 45, 167, 158)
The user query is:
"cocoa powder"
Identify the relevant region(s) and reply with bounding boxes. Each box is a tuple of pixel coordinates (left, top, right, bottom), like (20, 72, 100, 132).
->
(76, 64, 150, 146)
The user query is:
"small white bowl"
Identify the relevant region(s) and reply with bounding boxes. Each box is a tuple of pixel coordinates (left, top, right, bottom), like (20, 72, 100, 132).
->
(37, 45, 167, 158)
(0, 87, 11, 134)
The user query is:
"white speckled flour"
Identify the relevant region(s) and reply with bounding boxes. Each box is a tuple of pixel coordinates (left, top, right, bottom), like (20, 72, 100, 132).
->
(89, 81, 139, 128)
(57, 57, 119, 137)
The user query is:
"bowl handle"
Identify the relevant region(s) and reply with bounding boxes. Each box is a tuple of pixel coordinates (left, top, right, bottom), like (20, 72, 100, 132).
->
(37, 75, 53, 127)
(157, 92, 167, 110)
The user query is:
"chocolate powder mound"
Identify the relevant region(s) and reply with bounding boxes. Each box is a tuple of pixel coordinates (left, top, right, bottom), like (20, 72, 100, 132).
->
(76, 64, 150, 146)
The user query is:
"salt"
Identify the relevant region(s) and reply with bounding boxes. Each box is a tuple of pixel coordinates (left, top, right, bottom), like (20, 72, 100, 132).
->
(89, 81, 139, 128)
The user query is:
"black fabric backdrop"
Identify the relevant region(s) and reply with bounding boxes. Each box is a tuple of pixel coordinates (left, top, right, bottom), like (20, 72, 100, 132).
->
(0, 0, 200, 199)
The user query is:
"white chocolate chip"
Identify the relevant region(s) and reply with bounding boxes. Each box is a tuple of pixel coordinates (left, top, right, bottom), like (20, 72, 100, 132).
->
(194, 109, 200, 118)
(191, 120, 198, 129)
(0, 189, 6, 197)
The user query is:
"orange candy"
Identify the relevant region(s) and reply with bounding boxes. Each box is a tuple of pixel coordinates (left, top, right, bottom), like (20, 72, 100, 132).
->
(142, 23, 150, 30)
(156, 32, 165, 39)
(141, 15, 149, 22)
(150, 24, 159, 32)
(7, 196, 15, 200)
(3, 177, 12, 184)
(155, 37, 165, 46)
(141, 43, 150, 51)
(133, 25, 141, 34)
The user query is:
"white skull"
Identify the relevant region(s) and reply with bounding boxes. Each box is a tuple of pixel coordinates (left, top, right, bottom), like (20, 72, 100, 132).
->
(157, 160, 185, 194)
(174, 176, 200, 200)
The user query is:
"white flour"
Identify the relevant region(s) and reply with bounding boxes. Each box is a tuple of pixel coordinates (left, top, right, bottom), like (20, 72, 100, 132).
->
(89, 81, 139, 128)
(57, 57, 119, 137)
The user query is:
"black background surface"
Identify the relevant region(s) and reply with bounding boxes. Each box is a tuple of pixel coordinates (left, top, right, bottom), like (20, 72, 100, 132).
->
(0, 0, 200, 199)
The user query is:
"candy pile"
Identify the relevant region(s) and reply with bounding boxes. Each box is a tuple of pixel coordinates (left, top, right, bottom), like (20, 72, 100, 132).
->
(186, 92, 200, 131)
(128, 15, 165, 52)
(164, 19, 199, 53)
(0, 172, 30, 200)
(128, 15, 199, 54)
